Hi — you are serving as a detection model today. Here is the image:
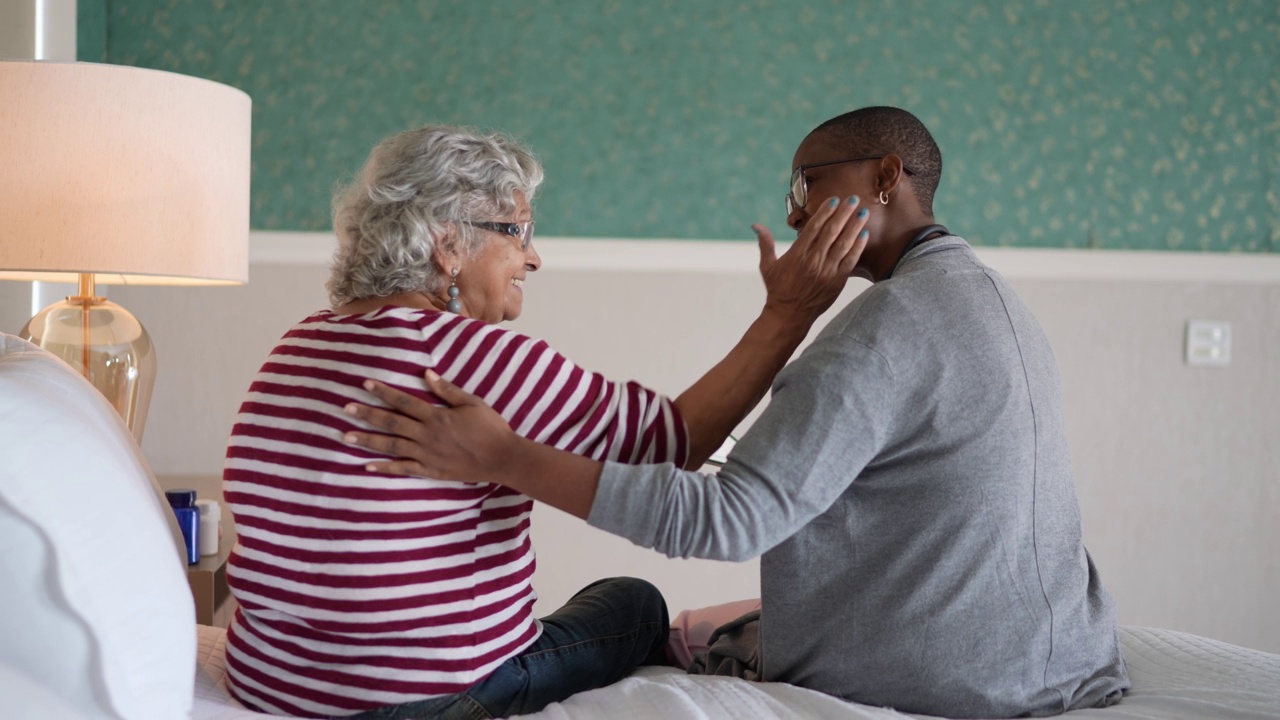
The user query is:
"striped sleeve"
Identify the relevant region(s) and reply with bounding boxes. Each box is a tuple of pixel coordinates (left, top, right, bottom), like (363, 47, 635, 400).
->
(430, 322, 689, 468)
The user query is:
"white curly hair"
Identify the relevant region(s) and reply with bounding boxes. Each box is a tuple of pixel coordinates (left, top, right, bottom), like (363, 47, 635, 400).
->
(326, 125, 544, 308)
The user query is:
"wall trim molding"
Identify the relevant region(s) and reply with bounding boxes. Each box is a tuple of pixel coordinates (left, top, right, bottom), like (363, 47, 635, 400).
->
(250, 231, 1280, 284)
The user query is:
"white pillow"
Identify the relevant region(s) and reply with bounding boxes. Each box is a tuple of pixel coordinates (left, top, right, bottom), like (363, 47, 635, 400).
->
(0, 333, 195, 719)
(0, 662, 96, 719)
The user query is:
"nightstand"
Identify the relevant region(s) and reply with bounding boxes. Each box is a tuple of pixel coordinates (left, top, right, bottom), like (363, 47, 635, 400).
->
(187, 536, 237, 627)
(158, 474, 239, 627)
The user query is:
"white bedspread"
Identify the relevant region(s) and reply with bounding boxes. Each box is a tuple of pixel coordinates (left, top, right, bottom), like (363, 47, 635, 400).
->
(194, 626, 1280, 720)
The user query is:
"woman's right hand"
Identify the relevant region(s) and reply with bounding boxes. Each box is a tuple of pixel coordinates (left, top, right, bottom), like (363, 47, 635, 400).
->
(754, 196, 870, 325)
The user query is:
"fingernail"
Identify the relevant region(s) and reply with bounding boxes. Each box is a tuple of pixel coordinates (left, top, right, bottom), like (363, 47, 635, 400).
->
(859, 229, 869, 240)
(363, 379, 375, 391)
(344, 403, 359, 415)
(426, 369, 440, 382)
(858, 208, 870, 219)
(365, 464, 377, 472)
(344, 432, 358, 443)
(847, 195, 859, 206)
(827, 197, 838, 208)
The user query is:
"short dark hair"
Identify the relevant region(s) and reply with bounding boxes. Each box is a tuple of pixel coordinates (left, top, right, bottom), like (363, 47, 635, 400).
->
(812, 107, 943, 214)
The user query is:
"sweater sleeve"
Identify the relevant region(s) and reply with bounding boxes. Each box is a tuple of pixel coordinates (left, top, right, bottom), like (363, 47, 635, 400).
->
(439, 323, 689, 468)
(586, 336, 895, 562)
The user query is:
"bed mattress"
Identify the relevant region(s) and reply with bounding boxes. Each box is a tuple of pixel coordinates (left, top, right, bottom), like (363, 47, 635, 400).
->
(194, 625, 1280, 719)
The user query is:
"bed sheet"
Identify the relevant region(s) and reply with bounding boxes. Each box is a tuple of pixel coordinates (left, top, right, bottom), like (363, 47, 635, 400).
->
(194, 625, 1280, 720)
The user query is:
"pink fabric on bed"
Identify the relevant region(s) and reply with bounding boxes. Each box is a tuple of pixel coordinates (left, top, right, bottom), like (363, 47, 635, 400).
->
(666, 599, 763, 669)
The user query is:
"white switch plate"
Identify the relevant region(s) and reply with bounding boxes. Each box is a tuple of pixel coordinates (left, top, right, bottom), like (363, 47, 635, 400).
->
(1185, 320, 1231, 367)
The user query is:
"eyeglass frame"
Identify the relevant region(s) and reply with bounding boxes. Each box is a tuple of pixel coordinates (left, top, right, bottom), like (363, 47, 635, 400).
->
(465, 220, 536, 251)
(785, 155, 919, 216)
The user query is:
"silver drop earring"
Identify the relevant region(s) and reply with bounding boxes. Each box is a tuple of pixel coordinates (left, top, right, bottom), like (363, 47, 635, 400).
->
(446, 268, 462, 313)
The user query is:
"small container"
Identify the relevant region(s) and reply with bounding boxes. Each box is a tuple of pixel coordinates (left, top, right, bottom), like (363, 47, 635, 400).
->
(164, 489, 200, 565)
(195, 499, 221, 556)
(164, 488, 196, 509)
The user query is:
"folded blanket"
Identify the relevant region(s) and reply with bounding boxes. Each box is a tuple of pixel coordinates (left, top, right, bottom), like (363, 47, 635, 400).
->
(688, 608, 762, 681)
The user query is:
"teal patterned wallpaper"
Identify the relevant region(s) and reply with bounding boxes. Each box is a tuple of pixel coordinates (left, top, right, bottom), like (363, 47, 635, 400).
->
(81, 0, 1278, 251)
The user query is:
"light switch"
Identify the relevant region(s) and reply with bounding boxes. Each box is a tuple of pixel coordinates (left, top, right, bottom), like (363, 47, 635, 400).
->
(1185, 320, 1231, 367)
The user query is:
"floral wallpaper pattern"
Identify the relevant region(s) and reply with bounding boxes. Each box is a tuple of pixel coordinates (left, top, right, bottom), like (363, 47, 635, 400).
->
(83, 0, 1278, 251)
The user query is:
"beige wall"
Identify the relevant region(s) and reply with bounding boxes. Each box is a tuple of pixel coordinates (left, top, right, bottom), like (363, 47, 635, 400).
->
(110, 235, 1280, 653)
(1015, 279, 1279, 651)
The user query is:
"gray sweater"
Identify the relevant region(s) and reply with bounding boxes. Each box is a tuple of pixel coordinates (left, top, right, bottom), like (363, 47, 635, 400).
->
(588, 236, 1129, 718)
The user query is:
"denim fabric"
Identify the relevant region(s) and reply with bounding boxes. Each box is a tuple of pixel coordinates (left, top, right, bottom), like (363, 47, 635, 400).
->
(350, 577, 669, 720)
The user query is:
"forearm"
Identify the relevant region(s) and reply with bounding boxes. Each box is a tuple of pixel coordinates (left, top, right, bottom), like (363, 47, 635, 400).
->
(589, 459, 796, 562)
(486, 434, 606, 520)
(592, 342, 882, 562)
(491, 434, 785, 560)
(675, 307, 811, 468)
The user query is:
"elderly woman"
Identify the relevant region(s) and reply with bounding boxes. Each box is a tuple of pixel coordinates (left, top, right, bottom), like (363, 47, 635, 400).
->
(221, 124, 869, 719)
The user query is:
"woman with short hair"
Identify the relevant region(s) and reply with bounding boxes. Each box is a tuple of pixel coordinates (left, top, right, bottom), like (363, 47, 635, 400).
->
(222, 124, 869, 718)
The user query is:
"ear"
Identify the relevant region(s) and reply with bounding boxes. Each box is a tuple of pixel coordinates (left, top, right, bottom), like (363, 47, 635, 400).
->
(431, 226, 463, 276)
(876, 154, 907, 196)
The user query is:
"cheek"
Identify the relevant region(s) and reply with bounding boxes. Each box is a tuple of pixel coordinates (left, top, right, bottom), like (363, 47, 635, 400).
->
(814, 174, 872, 206)
(467, 248, 519, 296)
(496, 253, 524, 296)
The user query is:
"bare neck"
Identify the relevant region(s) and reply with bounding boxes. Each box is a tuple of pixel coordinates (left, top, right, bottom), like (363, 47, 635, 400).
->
(868, 213, 938, 282)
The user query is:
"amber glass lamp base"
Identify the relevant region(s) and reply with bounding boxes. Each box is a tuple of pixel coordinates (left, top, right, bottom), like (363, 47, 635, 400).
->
(19, 275, 156, 443)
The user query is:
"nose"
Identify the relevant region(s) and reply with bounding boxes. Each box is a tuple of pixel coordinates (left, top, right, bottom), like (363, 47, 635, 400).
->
(787, 205, 808, 232)
(525, 242, 541, 272)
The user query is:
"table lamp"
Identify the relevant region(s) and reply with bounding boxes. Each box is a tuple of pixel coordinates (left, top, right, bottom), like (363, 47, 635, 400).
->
(0, 61, 251, 442)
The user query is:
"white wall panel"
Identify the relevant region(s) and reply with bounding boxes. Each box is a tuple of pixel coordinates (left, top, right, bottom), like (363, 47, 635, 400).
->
(128, 234, 1279, 653)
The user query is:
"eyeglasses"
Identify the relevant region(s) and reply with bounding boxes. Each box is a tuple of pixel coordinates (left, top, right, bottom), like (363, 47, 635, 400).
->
(786, 155, 918, 216)
(465, 220, 535, 251)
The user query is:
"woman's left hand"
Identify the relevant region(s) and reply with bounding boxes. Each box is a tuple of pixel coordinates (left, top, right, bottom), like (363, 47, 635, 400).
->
(342, 371, 513, 481)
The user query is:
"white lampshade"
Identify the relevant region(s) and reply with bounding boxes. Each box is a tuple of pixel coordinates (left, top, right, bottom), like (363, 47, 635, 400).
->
(0, 60, 251, 442)
(0, 60, 250, 285)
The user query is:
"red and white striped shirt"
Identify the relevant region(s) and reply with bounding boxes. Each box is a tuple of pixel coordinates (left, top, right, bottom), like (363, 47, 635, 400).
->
(222, 307, 688, 717)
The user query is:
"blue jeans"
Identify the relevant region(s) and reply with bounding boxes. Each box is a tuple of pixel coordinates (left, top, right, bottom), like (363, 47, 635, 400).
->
(350, 577, 670, 719)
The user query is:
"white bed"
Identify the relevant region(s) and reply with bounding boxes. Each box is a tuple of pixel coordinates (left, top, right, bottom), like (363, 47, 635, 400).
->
(194, 624, 1280, 720)
(4, 335, 1277, 720)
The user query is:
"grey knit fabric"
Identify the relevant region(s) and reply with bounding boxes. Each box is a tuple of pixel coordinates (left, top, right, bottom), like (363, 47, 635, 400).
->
(588, 236, 1129, 718)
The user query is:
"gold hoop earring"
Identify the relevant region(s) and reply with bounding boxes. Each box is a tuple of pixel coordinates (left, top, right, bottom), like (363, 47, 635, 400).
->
(878, 190, 890, 206)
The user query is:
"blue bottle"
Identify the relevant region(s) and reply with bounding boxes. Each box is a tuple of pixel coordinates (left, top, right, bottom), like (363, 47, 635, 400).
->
(164, 489, 201, 565)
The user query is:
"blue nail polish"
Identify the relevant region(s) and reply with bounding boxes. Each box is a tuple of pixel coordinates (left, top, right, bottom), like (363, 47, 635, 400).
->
(847, 195, 859, 206)
(858, 208, 870, 219)
(859, 229, 869, 239)
(828, 197, 839, 208)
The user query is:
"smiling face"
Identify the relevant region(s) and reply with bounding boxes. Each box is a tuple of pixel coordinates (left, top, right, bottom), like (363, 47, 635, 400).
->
(455, 192, 541, 323)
